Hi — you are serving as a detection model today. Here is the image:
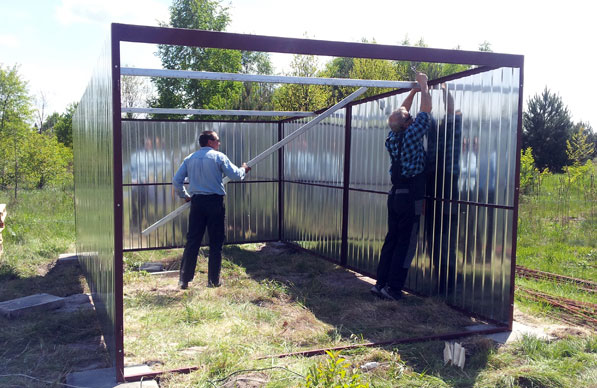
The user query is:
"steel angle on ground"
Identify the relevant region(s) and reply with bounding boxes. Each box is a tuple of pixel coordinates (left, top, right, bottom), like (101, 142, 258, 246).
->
(121, 67, 416, 89)
(141, 86, 368, 235)
(122, 107, 316, 117)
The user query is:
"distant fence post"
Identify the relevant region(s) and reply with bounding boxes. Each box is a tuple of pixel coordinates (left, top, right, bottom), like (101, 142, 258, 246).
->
(0, 204, 6, 256)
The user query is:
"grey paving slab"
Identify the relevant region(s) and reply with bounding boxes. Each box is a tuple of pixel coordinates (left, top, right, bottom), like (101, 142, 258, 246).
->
(0, 293, 64, 318)
(66, 366, 158, 388)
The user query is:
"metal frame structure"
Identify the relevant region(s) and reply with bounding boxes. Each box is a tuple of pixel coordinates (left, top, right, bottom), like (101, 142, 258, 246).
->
(73, 23, 524, 382)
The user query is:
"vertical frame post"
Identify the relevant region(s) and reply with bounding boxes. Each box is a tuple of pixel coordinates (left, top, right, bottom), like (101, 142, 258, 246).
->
(111, 24, 125, 382)
(509, 63, 524, 331)
(340, 106, 352, 266)
(278, 121, 284, 242)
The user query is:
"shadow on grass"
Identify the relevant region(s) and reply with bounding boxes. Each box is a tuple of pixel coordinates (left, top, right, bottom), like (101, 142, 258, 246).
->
(0, 259, 111, 387)
(0, 259, 86, 302)
(219, 243, 496, 386)
(223, 244, 480, 338)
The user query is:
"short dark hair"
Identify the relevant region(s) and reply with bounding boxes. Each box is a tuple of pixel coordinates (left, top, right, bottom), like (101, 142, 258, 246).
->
(199, 130, 218, 147)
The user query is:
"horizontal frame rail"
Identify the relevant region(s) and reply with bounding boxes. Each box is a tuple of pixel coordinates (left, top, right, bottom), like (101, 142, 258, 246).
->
(122, 107, 316, 117)
(121, 67, 417, 89)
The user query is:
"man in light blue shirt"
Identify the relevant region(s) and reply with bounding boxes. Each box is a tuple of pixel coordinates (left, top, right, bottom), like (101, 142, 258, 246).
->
(173, 130, 250, 289)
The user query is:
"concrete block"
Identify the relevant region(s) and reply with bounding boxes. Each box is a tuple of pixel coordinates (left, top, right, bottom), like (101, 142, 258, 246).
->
(0, 293, 64, 318)
(57, 293, 94, 313)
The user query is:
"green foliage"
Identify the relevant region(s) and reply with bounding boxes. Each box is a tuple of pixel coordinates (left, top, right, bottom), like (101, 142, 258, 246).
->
(567, 125, 595, 165)
(234, 51, 275, 114)
(19, 131, 73, 189)
(273, 55, 328, 112)
(523, 88, 574, 172)
(519, 147, 539, 194)
(0, 63, 32, 134)
(152, 0, 243, 118)
(302, 351, 369, 388)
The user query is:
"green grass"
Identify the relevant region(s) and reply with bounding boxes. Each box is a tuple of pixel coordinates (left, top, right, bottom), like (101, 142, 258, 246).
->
(1, 179, 596, 387)
(0, 189, 76, 285)
(0, 188, 108, 387)
(516, 161, 597, 318)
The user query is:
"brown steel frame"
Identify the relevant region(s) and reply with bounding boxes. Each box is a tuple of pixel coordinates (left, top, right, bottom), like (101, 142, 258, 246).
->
(98, 23, 524, 381)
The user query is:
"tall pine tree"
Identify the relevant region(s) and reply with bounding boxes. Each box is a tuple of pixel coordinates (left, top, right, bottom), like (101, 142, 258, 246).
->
(523, 88, 573, 172)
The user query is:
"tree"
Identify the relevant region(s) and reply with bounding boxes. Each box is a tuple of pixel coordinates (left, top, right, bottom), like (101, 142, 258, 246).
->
(234, 51, 275, 113)
(41, 112, 60, 133)
(567, 124, 595, 165)
(0, 64, 31, 134)
(523, 88, 573, 172)
(54, 103, 78, 148)
(393, 37, 470, 83)
(20, 131, 73, 189)
(572, 121, 596, 161)
(151, 0, 242, 118)
(34, 91, 48, 133)
(121, 72, 152, 119)
(273, 54, 328, 112)
(0, 64, 32, 194)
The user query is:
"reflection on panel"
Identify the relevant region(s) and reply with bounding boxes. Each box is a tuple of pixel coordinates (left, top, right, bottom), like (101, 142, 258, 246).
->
(73, 40, 116, 365)
(346, 191, 388, 275)
(123, 121, 279, 249)
(284, 182, 342, 261)
(284, 112, 345, 185)
(122, 121, 278, 185)
(345, 67, 519, 323)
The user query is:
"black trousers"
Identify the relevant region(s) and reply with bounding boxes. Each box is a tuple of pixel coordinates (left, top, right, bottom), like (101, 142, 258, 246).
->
(376, 189, 421, 291)
(180, 194, 225, 285)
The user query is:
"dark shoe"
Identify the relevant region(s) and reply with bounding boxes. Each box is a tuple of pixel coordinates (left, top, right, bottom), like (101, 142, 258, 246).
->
(207, 281, 221, 288)
(381, 286, 402, 301)
(370, 284, 384, 298)
(178, 280, 188, 290)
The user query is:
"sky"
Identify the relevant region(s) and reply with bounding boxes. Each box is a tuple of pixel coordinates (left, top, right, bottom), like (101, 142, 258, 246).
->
(1, 0, 595, 127)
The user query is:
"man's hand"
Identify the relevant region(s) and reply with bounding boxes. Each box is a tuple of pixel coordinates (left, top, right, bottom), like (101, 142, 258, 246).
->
(184, 196, 191, 203)
(242, 163, 251, 173)
(416, 72, 432, 113)
(415, 72, 428, 88)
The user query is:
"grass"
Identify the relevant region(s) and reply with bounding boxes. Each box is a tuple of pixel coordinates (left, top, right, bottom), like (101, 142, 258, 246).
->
(122, 245, 597, 387)
(1, 179, 596, 387)
(516, 161, 597, 318)
(0, 189, 108, 387)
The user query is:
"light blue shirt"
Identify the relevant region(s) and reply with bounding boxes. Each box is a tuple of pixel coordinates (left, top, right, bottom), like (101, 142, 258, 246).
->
(172, 147, 245, 198)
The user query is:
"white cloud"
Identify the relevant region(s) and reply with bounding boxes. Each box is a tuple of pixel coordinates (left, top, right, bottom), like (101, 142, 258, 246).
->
(0, 34, 19, 48)
(56, 0, 168, 26)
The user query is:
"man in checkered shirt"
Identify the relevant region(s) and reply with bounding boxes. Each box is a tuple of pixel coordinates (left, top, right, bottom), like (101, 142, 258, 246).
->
(371, 72, 432, 301)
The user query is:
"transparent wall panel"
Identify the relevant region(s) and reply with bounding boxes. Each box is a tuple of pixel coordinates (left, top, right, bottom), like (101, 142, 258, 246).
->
(123, 121, 279, 249)
(346, 191, 388, 275)
(283, 182, 343, 261)
(283, 111, 345, 185)
(345, 67, 519, 323)
(73, 40, 116, 364)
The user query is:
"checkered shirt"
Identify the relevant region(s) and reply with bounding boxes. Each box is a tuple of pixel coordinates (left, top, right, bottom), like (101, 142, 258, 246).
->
(385, 111, 431, 178)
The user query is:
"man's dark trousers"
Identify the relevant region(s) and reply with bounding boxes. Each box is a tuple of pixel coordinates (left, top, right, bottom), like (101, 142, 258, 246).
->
(377, 188, 417, 290)
(180, 194, 225, 285)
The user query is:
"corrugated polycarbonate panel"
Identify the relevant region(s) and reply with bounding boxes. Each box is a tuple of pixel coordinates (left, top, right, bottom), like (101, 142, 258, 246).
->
(282, 112, 345, 260)
(73, 40, 116, 363)
(283, 111, 346, 185)
(347, 68, 519, 323)
(122, 121, 279, 249)
(284, 182, 343, 260)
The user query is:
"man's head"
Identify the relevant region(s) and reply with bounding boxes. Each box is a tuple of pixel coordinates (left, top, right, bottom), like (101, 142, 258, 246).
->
(388, 107, 413, 132)
(199, 130, 220, 150)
